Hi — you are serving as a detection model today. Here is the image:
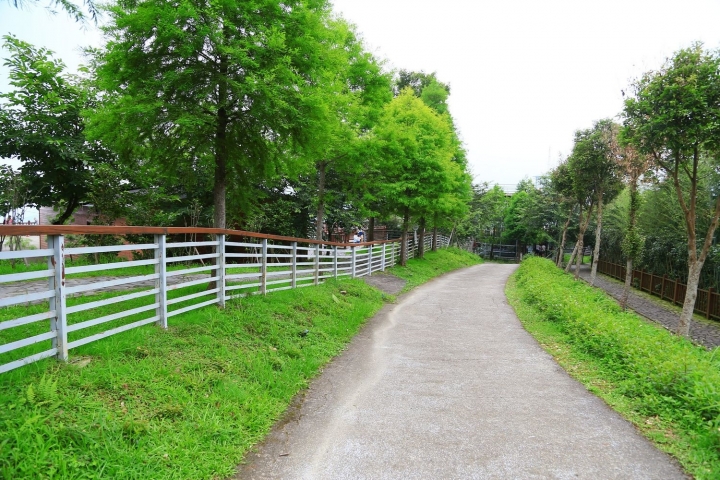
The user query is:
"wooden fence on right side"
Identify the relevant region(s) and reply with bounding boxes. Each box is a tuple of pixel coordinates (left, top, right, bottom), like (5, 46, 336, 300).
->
(597, 259, 719, 322)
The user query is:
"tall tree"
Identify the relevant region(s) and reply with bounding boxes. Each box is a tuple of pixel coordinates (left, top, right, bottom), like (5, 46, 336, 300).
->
(588, 119, 622, 286)
(302, 19, 392, 241)
(0, 35, 112, 224)
(370, 89, 458, 265)
(549, 160, 576, 267)
(89, 0, 336, 229)
(563, 122, 615, 279)
(623, 43, 720, 337)
(608, 126, 652, 309)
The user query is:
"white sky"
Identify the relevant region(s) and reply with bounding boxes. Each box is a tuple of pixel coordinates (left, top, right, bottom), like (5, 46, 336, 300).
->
(3, 0, 720, 194)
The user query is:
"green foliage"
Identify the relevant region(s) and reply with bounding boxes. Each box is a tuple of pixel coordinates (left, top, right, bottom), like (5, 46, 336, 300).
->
(369, 89, 468, 227)
(510, 257, 720, 478)
(419, 80, 449, 114)
(455, 183, 508, 243)
(394, 70, 449, 98)
(622, 43, 720, 303)
(89, 0, 339, 228)
(567, 119, 622, 207)
(0, 35, 113, 224)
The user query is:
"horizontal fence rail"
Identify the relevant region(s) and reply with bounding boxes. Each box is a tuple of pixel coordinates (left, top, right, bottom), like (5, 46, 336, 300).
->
(0, 226, 450, 374)
(597, 259, 719, 322)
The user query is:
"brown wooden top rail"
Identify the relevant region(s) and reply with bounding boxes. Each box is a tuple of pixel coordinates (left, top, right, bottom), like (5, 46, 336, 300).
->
(0, 225, 399, 248)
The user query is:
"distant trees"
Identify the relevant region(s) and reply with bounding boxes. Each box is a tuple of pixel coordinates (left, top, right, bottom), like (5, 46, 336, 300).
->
(562, 121, 621, 281)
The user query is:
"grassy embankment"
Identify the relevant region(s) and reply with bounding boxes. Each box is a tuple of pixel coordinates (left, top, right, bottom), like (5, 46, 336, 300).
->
(507, 257, 720, 479)
(0, 247, 480, 479)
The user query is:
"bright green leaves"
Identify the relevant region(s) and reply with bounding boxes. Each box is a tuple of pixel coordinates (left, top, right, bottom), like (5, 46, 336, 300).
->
(0, 35, 110, 224)
(623, 43, 720, 163)
(369, 89, 469, 227)
(89, 0, 337, 227)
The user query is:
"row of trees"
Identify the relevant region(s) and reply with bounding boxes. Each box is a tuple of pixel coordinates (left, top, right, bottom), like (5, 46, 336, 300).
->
(478, 43, 720, 338)
(0, 0, 472, 266)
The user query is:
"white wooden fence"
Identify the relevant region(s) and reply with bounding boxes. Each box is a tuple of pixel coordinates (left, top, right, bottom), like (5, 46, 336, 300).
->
(0, 227, 450, 374)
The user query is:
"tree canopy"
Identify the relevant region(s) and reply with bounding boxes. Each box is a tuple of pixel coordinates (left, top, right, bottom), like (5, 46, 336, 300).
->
(0, 35, 112, 224)
(88, 0, 340, 229)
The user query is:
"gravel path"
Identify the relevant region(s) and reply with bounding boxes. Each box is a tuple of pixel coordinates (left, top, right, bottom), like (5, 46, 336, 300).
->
(574, 264, 720, 349)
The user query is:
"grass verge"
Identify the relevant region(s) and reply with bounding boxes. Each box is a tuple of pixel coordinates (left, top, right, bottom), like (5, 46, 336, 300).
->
(506, 257, 720, 479)
(388, 247, 482, 292)
(0, 247, 479, 479)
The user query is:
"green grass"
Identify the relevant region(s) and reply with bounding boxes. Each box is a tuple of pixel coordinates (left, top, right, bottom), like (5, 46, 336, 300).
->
(561, 253, 591, 264)
(389, 247, 482, 291)
(506, 257, 720, 479)
(0, 247, 479, 479)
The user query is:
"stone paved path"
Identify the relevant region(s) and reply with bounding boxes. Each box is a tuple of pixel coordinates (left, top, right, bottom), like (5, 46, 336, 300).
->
(574, 265, 720, 349)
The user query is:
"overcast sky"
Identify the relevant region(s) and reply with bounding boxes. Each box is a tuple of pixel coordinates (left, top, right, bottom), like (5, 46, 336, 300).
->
(3, 0, 720, 191)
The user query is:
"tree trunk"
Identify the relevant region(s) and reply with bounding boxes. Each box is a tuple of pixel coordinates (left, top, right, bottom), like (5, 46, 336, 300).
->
(418, 217, 426, 259)
(400, 208, 409, 267)
(621, 258, 632, 310)
(621, 180, 640, 310)
(565, 243, 578, 273)
(589, 192, 604, 286)
(52, 195, 80, 225)
(565, 205, 583, 273)
(678, 260, 704, 336)
(368, 217, 375, 242)
(572, 203, 594, 280)
(432, 223, 438, 252)
(315, 161, 326, 241)
(557, 209, 572, 268)
(213, 115, 228, 229)
(210, 67, 229, 292)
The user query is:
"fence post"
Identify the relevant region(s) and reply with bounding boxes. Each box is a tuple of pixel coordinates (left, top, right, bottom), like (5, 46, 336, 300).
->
(381, 243, 386, 271)
(48, 235, 68, 362)
(154, 234, 168, 328)
(391, 242, 396, 266)
(368, 244, 373, 275)
(351, 246, 357, 278)
(673, 277, 679, 305)
(261, 239, 268, 295)
(650, 273, 656, 296)
(707, 287, 714, 319)
(314, 243, 320, 286)
(640, 269, 644, 292)
(291, 241, 297, 288)
(333, 245, 338, 279)
(217, 234, 226, 308)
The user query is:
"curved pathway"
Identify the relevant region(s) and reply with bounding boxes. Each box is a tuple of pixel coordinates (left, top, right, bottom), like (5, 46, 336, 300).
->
(575, 265, 720, 349)
(238, 264, 685, 479)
